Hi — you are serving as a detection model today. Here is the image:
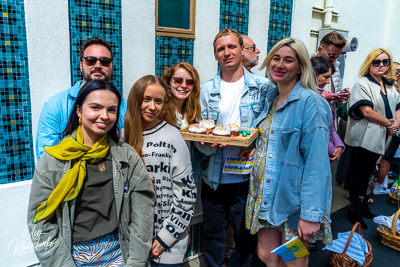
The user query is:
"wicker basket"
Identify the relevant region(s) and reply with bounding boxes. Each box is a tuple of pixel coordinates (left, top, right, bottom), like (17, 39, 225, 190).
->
(376, 209, 400, 251)
(329, 222, 373, 267)
(389, 192, 400, 205)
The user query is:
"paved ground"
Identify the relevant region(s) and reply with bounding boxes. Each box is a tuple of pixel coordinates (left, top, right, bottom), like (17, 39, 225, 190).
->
(308, 193, 400, 267)
(183, 162, 400, 267)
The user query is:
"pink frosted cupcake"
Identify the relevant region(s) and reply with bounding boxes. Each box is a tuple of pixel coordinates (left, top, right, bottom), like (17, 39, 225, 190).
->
(189, 124, 207, 134)
(200, 119, 215, 133)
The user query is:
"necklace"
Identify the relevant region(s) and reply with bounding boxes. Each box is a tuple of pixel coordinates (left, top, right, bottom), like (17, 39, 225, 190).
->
(98, 161, 105, 172)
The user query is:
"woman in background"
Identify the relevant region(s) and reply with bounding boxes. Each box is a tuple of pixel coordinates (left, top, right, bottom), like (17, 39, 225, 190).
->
(28, 80, 155, 267)
(124, 75, 196, 267)
(162, 62, 205, 257)
(162, 62, 201, 129)
(387, 61, 400, 91)
(372, 61, 400, 195)
(345, 48, 400, 228)
(311, 56, 345, 162)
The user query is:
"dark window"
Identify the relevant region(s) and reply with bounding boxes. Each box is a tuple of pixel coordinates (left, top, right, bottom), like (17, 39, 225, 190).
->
(158, 0, 190, 29)
(156, 0, 195, 38)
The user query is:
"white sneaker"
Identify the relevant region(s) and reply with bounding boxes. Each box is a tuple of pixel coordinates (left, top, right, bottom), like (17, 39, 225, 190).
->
(373, 183, 390, 195)
(383, 176, 389, 189)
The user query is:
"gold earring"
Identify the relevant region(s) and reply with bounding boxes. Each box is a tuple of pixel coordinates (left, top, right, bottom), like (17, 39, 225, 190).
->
(79, 117, 82, 124)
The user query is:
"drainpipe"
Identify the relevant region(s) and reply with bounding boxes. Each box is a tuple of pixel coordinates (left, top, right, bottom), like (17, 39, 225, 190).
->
(324, 0, 334, 27)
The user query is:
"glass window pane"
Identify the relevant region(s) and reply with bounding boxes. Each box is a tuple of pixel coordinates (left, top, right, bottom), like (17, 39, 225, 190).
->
(158, 0, 190, 30)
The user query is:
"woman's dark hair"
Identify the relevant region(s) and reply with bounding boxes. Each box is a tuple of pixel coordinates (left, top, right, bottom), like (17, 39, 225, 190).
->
(62, 80, 122, 142)
(311, 56, 336, 76)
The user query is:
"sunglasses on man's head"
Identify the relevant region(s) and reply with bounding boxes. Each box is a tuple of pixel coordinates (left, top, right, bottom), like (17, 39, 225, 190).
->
(371, 59, 390, 67)
(83, 56, 113, 67)
(172, 77, 194, 87)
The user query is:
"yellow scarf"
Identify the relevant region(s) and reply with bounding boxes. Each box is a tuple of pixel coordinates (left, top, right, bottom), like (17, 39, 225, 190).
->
(33, 125, 109, 223)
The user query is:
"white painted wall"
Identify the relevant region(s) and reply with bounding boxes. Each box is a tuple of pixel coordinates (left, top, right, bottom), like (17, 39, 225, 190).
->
(122, 0, 156, 100)
(382, 0, 400, 61)
(291, 0, 314, 51)
(334, 0, 394, 89)
(25, 0, 71, 162)
(300, 0, 400, 89)
(0, 181, 38, 266)
(248, 0, 270, 76)
(193, 0, 220, 82)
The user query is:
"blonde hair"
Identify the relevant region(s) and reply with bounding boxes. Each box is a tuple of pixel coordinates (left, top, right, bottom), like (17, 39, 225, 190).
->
(162, 62, 201, 125)
(359, 48, 394, 78)
(213, 28, 243, 52)
(260, 38, 317, 92)
(124, 75, 176, 162)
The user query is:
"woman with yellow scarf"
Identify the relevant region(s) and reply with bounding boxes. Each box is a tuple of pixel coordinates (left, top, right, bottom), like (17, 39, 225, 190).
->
(27, 80, 155, 267)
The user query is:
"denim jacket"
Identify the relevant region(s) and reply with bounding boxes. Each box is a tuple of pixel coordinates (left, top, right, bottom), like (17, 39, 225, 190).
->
(196, 67, 275, 189)
(28, 133, 155, 267)
(255, 82, 332, 225)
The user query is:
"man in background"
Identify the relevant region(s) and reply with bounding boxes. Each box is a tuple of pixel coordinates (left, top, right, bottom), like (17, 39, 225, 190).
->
(242, 35, 260, 72)
(36, 37, 127, 159)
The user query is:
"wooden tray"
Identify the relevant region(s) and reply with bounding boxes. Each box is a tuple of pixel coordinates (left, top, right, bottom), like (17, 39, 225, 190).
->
(179, 125, 259, 147)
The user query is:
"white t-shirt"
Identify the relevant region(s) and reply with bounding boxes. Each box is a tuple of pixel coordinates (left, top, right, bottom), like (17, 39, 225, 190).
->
(219, 76, 244, 184)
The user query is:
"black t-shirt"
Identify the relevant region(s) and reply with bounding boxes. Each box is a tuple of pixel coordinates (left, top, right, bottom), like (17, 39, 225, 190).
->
(380, 89, 393, 120)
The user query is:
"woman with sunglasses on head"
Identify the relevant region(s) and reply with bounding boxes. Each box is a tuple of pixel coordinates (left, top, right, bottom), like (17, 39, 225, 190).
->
(28, 80, 155, 267)
(124, 75, 196, 267)
(240, 38, 332, 267)
(162, 62, 201, 129)
(345, 49, 400, 228)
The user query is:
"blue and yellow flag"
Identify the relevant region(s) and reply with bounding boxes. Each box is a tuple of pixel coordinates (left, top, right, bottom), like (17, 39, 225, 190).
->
(271, 236, 310, 261)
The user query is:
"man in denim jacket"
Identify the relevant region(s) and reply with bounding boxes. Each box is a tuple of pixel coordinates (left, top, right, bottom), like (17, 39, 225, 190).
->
(197, 29, 274, 267)
(36, 37, 127, 160)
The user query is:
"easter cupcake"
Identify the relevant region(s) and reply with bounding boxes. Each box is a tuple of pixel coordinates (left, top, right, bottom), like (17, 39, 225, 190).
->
(225, 123, 240, 136)
(189, 124, 206, 134)
(212, 125, 231, 136)
(200, 119, 215, 133)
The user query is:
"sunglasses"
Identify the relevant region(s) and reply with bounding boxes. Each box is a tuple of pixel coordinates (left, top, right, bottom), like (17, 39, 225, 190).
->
(321, 46, 342, 59)
(82, 56, 113, 67)
(172, 77, 194, 87)
(396, 69, 400, 75)
(245, 44, 256, 52)
(371, 59, 390, 67)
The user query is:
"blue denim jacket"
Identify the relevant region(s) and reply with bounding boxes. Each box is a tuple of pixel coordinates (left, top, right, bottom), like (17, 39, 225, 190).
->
(256, 82, 332, 224)
(195, 67, 275, 189)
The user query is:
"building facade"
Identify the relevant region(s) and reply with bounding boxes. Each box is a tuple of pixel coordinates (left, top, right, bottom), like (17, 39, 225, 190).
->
(1, 0, 399, 265)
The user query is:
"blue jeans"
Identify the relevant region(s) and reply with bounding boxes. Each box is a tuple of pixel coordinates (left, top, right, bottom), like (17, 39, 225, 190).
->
(201, 181, 257, 267)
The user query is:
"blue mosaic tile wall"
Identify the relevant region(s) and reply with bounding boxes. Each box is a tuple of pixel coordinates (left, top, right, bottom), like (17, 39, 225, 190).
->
(267, 0, 293, 52)
(69, 0, 123, 93)
(0, 1, 34, 184)
(155, 36, 194, 77)
(220, 0, 249, 35)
